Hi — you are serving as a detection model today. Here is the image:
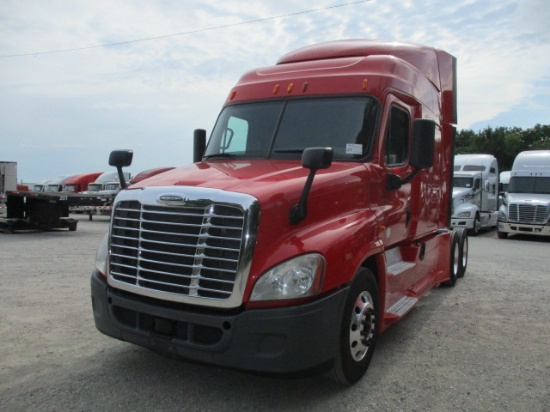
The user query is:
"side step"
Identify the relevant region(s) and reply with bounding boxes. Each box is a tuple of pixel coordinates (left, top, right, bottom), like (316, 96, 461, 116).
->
(385, 247, 417, 276)
(386, 296, 419, 317)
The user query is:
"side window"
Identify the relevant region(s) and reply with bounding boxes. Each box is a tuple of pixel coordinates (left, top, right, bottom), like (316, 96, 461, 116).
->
(385, 106, 410, 167)
(221, 117, 248, 153)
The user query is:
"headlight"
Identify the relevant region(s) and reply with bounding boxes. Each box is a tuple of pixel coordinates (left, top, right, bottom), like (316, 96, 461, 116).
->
(250, 254, 325, 301)
(95, 234, 109, 278)
(457, 211, 471, 218)
(498, 210, 507, 220)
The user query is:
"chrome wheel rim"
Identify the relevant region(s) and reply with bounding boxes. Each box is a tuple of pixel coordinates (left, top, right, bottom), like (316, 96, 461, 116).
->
(349, 291, 376, 362)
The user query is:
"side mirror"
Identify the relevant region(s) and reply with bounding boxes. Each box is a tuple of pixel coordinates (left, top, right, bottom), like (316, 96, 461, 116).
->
(108, 150, 133, 189)
(410, 119, 435, 169)
(301, 147, 333, 170)
(194, 129, 207, 163)
(290, 147, 333, 225)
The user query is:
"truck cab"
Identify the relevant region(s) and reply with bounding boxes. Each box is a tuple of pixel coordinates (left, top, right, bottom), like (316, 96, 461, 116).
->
(498, 150, 550, 238)
(91, 40, 465, 385)
(451, 154, 498, 235)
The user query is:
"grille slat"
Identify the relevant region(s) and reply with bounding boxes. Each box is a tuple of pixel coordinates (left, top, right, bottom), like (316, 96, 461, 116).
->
(109, 200, 245, 300)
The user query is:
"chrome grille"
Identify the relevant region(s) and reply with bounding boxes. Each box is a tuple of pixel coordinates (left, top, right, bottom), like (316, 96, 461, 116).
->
(508, 203, 549, 224)
(109, 200, 245, 301)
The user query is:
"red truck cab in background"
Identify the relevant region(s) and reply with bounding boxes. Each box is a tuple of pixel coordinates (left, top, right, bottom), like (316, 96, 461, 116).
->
(91, 40, 467, 384)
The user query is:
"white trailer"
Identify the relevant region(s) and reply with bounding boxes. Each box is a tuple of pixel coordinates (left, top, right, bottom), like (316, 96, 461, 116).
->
(451, 154, 499, 235)
(498, 150, 550, 239)
(0, 162, 17, 214)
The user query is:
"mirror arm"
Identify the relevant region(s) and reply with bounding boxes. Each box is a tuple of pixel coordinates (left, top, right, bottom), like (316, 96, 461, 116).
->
(290, 170, 316, 225)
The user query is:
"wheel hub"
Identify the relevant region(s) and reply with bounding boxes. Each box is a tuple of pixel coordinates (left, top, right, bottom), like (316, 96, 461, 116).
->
(349, 291, 376, 362)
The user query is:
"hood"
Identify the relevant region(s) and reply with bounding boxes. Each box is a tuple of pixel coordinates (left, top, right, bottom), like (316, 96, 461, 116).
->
(128, 159, 366, 205)
(506, 193, 550, 205)
(452, 187, 472, 199)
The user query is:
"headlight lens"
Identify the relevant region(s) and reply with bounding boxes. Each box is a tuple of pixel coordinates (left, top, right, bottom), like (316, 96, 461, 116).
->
(457, 211, 471, 218)
(251, 254, 325, 301)
(95, 234, 109, 277)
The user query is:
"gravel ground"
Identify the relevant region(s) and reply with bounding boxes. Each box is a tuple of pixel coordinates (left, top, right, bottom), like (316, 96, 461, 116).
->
(1, 215, 549, 411)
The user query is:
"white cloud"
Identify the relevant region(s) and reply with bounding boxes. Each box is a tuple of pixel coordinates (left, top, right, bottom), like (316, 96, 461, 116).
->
(1, 0, 549, 181)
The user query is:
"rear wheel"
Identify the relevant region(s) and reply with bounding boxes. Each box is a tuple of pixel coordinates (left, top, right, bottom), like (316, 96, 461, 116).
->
(457, 228, 468, 277)
(331, 268, 379, 385)
(444, 230, 460, 286)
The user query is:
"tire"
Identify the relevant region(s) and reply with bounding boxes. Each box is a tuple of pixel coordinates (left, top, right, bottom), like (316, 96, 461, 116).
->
(331, 268, 379, 385)
(497, 230, 508, 239)
(468, 214, 481, 236)
(457, 228, 468, 278)
(444, 230, 460, 286)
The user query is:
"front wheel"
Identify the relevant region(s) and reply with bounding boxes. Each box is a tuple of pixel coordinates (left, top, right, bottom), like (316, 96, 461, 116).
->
(331, 268, 379, 385)
(468, 214, 481, 236)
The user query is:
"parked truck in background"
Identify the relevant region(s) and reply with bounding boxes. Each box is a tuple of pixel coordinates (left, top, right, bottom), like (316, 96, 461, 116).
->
(91, 40, 467, 385)
(62, 172, 103, 193)
(451, 154, 499, 235)
(0, 162, 17, 214)
(498, 150, 550, 239)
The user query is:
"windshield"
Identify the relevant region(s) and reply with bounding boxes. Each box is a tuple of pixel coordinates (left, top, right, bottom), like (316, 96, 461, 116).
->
(103, 183, 120, 191)
(204, 97, 378, 161)
(45, 185, 60, 192)
(88, 184, 102, 192)
(509, 176, 550, 194)
(453, 177, 475, 188)
(64, 185, 77, 192)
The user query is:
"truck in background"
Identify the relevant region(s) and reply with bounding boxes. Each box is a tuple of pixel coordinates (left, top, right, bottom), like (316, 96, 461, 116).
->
(451, 154, 499, 235)
(129, 167, 175, 185)
(498, 150, 550, 239)
(44, 175, 79, 192)
(91, 40, 467, 385)
(62, 172, 103, 193)
(0, 162, 18, 215)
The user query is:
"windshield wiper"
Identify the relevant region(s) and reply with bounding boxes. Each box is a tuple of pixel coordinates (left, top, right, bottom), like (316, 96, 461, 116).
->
(204, 153, 237, 159)
(273, 148, 304, 153)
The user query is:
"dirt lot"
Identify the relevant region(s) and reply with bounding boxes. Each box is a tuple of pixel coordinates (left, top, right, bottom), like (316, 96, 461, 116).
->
(1, 215, 549, 411)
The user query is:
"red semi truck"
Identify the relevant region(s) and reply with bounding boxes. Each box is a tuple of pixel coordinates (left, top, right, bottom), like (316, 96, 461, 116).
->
(91, 40, 467, 384)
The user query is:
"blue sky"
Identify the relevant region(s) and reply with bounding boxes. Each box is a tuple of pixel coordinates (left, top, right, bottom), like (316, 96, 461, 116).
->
(1, 0, 549, 183)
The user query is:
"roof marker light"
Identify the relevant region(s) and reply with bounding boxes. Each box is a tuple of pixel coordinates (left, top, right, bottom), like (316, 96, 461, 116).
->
(362, 79, 368, 91)
(273, 84, 280, 94)
(287, 83, 294, 93)
(229, 90, 237, 100)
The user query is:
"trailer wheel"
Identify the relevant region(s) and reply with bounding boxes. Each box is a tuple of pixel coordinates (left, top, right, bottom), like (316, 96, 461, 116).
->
(444, 230, 460, 286)
(331, 268, 379, 385)
(457, 229, 468, 277)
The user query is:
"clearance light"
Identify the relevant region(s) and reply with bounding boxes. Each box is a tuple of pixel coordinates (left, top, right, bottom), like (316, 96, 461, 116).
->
(287, 83, 294, 93)
(302, 82, 309, 92)
(229, 90, 237, 100)
(273, 84, 280, 94)
(362, 79, 368, 90)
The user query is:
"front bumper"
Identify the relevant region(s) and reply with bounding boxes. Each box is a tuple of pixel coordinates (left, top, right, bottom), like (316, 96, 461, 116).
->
(498, 221, 550, 237)
(91, 270, 348, 374)
(451, 217, 474, 229)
